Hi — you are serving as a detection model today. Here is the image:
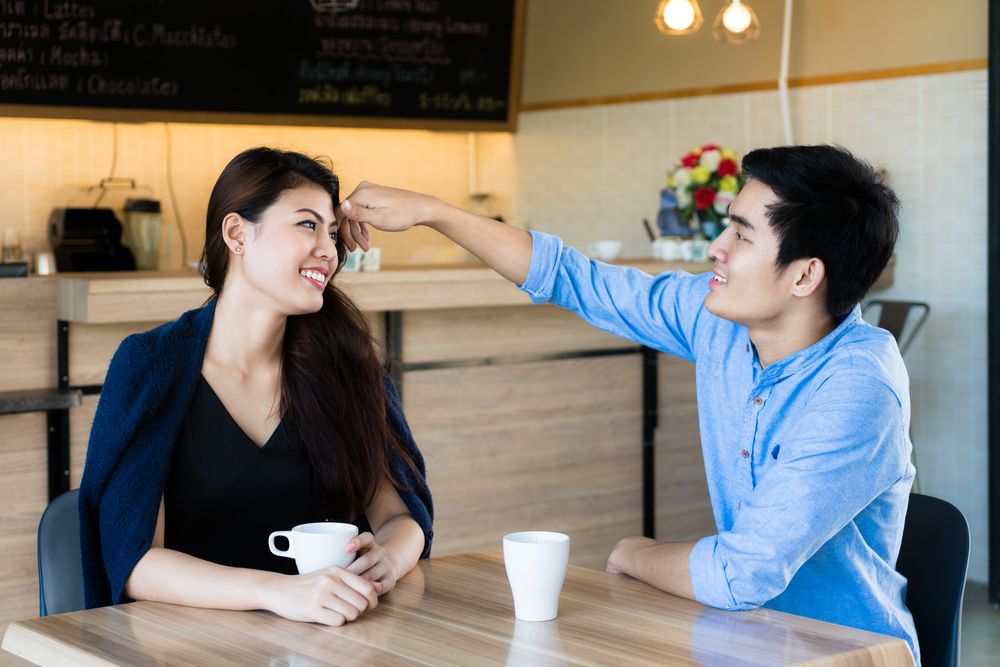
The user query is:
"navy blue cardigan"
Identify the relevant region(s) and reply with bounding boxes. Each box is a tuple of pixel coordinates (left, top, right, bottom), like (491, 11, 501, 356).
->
(79, 300, 433, 608)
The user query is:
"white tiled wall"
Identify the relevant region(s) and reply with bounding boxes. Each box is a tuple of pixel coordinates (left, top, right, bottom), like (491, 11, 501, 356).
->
(515, 69, 990, 581)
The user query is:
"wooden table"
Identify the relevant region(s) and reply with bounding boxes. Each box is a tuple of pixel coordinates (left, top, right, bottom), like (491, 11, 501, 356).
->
(3, 552, 914, 666)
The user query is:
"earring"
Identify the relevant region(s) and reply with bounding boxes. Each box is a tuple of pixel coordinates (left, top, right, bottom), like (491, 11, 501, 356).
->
(234, 245, 242, 254)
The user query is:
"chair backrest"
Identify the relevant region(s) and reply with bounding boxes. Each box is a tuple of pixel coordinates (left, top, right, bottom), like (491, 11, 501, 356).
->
(37, 488, 85, 616)
(896, 493, 970, 667)
(861, 300, 930, 356)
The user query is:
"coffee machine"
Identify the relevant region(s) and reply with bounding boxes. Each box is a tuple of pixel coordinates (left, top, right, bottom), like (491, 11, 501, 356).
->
(49, 208, 136, 272)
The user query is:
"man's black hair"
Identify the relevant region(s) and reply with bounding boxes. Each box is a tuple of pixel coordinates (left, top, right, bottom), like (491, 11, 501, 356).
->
(741, 145, 899, 317)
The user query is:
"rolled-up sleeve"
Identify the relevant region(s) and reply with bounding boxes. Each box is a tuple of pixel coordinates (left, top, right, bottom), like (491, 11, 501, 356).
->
(519, 230, 710, 360)
(689, 373, 909, 610)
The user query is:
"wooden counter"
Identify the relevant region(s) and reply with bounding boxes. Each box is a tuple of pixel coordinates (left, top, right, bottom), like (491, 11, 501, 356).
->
(53, 259, 688, 323)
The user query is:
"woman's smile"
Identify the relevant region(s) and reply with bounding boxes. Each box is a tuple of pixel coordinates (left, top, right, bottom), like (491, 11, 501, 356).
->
(299, 266, 329, 290)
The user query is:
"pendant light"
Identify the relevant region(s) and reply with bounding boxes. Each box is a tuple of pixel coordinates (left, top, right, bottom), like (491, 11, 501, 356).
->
(654, 0, 703, 36)
(712, 0, 761, 44)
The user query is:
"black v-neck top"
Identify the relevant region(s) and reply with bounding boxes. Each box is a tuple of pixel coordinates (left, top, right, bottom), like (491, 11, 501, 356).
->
(164, 376, 328, 575)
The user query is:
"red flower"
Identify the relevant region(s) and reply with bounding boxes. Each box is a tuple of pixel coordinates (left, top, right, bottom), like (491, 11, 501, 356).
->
(694, 186, 717, 210)
(681, 153, 700, 168)
(718, 158, 738, 177)
(701, 144, 719, 151)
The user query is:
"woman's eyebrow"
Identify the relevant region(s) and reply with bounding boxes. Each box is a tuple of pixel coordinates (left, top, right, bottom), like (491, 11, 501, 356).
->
(293, 208, 325, 222)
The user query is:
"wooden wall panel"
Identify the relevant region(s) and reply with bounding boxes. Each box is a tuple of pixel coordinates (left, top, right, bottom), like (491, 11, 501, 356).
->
(69, 397, 99, 489)
(655, 356, 715, 542)
(0, 278, 56, 393)
(366, 312, 386, 364)
(402, 306, 633, 363)
(69, 324, 150, 387)
(403, 355, 643, 570)
(0, 411, 49, 662)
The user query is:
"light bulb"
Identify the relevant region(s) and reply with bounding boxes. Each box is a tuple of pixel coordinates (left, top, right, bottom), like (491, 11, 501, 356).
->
(663, 0, 696, 31)
(722, 2, 752, 34)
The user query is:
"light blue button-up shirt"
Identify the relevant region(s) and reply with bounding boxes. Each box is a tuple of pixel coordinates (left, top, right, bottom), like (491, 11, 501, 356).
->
(520, 231, 919, 662)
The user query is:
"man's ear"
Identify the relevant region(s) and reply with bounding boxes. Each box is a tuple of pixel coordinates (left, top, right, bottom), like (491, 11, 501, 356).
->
(222, 213, 245, 252)
(790, 257, 826, 298)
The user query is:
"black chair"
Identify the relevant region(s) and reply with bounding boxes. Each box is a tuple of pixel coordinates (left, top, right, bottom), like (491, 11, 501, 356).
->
(37, 488, 85, 616)
(896, 493, 970, 667)
(862, 300, 930, 356)
(863, 299, 931, 491)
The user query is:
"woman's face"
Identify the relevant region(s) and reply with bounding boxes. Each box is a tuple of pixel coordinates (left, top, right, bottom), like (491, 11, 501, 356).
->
(235, 184, 339, 316)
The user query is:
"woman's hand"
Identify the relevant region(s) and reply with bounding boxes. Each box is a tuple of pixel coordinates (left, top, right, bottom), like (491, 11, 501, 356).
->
(337, 182, 444, 251)
(346, 532, 400, 595)
(260, 567, 379, 626)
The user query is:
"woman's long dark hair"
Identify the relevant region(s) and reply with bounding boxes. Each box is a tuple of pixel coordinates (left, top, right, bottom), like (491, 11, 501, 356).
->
(201, 147, 417, 521)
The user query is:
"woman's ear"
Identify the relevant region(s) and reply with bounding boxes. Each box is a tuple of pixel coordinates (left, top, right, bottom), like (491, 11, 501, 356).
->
(791, 257, 826, 298)
(222, 213, 245, 254)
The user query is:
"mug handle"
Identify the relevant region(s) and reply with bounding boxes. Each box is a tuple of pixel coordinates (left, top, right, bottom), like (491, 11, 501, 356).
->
(268, 531, 295, 558)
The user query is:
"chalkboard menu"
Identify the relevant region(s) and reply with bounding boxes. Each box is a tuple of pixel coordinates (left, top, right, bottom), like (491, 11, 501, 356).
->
(0, 0, 522, 129)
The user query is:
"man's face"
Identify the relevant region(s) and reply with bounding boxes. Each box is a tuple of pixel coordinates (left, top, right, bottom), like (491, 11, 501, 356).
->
(704, 180, 801, 330)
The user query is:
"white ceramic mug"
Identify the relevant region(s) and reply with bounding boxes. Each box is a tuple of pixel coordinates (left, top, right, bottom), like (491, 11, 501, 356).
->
(268, 522, 358, 574)
(586, 240, 622, 261)
(653, 238, 682, 261)
(503, 531, 570, 622)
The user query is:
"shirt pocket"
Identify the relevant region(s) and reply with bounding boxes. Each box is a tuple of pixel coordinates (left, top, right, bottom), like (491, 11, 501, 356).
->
(750, 430, 785, 487)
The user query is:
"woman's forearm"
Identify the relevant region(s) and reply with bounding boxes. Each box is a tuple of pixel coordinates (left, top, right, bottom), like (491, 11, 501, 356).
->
(373, 514, 425, 581)
(126, 547, 282, 611)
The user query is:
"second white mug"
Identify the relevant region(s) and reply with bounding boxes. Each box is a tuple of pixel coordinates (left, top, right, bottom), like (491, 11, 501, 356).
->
(503, 531, 570, 622)
(268, 522, 358, 574)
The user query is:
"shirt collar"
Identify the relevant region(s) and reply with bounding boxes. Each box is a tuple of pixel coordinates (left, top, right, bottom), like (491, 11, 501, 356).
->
(749, 304, 863, 383)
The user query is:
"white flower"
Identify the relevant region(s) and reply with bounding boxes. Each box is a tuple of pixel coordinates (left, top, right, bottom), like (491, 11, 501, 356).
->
(676, 189, 693, 208)
(699, 149, 721, 172)
(714, 191, 735, 215)
(672, 167, 692, 188)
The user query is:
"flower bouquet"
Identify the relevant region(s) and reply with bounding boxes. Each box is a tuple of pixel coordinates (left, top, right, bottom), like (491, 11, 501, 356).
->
(666, 144, 745, 240)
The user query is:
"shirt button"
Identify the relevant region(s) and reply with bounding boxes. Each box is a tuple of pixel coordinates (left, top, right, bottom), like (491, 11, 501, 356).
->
(741, 449, 749, 458)
(753, 396, 762, 405)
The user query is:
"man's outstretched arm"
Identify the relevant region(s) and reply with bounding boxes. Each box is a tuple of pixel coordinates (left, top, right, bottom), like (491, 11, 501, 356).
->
(338, 182, 532, 286)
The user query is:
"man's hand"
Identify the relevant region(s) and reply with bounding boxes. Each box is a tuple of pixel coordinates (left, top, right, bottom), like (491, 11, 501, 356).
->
(337, 182, 443, 252)
(606, 536, 656, 577)
(606, 536, 698, 601)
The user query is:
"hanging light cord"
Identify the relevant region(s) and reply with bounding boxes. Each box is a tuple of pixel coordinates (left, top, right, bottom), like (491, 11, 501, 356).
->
(778, 0, 794, 144)
(164, 123, 189, 267)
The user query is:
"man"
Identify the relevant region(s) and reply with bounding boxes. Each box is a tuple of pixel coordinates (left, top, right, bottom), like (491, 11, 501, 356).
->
(337, 145, 919, 662)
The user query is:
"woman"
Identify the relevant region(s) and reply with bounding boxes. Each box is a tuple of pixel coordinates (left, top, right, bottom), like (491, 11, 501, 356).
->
(78, 148, 433, 627)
